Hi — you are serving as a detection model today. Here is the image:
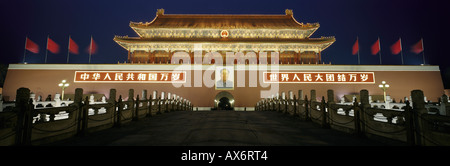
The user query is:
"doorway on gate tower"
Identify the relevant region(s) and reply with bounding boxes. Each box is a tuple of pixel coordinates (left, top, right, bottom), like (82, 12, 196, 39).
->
(218, 97, 232, 110)
(214, 91, 234, 111)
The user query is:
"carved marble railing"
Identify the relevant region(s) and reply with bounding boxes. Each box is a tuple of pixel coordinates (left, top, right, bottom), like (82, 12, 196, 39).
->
(256, 89, 450, 146)
(0, 88, 193, 146)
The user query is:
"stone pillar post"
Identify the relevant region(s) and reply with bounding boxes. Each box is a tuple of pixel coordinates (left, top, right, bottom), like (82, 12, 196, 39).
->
(161, 92, 165, 113)
(293, 95, 297, 116)
(128, 89, 135, 119)
(15, 88, 31, 145)
(165, 94, 170, 113)
(147, 95, 152, 117)
(326, 90, 335, 127)
(304, 95, 310, 121)
(128, 89, 134, 101)
(327, 90, 335, 104)
(133, 95, 139, 121)
(70, 88, 84, 120)
(73, 88, 83, 104)
(442, 94, 450, 116)
(109, 89, 117, 121)
(142, 90, 147, 100)
(404, 100, 415, 145)
(360, 90, 370, 108)
(108, 89, 116, 104)
(116, 95, 123, 127)
(79, 96, 89, 136)
(74, 88, 85, 136)
(152, 90, 158, 107)
(411, 90, 427, 145)
(281, 91, 286, 113)
(157, 97, 162, 114)
(321, 96, 328, 128)
(412, 90, 426, 111)
(359, 89, 370, 133)
(310, 90, 316, 102)
(298, 90, 303, 100)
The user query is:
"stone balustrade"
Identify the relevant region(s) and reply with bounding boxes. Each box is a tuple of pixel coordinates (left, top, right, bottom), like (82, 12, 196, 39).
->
(255, 89, 450, 146)
(0, 87, 193, 146)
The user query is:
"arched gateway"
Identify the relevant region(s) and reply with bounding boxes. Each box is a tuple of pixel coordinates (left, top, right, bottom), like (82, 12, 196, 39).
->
(214, 91, 234, 110)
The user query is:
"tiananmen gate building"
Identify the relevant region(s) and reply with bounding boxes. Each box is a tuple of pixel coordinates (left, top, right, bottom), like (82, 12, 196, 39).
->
(2, 9, 445, 110)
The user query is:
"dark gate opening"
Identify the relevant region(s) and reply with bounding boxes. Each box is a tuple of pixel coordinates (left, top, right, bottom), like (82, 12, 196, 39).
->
(217, 97, 232, 110)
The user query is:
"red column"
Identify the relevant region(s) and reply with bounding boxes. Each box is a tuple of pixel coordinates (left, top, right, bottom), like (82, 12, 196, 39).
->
(147, 50, 151, 63)
(319, 51, 322, 63)
(189, 50, 193, 64)
(151, 51, 155, 63)
(168, 50, 172, 64)
(299, 52, 302, 64)
(131, 51, 135, 63)
(234, 53, 237, 65)
(256, 51, 260, 64)
(127, 50, 131, 63)
(295, 52, 297, 64)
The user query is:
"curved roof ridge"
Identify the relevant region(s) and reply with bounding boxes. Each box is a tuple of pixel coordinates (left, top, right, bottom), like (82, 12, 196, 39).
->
(129, 9, 320, 30)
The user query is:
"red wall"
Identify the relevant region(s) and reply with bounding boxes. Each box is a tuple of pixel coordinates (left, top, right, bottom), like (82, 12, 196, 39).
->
(3, 67, 445, 107)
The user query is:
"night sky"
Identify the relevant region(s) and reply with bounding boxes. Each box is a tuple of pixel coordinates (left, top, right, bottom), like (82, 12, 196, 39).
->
(1, 0, 449, 88)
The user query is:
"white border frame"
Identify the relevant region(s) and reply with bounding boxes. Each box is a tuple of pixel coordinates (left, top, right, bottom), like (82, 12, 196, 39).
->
(262, 71, 376, 84)
(74, 71, 187, 83)
(215, 66, 234, 90)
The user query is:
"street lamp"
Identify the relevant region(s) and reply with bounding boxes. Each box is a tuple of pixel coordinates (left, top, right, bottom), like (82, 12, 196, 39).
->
(378, 81, 390, 102)
(58, 80, 69, 100)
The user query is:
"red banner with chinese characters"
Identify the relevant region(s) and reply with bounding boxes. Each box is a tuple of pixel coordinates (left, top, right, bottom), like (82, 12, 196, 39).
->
(263, 72, 375, 84)
(74, 71, 186, 83)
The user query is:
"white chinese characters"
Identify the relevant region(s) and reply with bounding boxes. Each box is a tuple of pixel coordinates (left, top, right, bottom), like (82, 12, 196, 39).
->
(75, 71, 186, 83)
(264, 72, 374, 83)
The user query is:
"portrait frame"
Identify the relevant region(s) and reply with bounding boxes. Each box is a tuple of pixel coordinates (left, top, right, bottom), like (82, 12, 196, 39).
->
(215, 66, 234, 90)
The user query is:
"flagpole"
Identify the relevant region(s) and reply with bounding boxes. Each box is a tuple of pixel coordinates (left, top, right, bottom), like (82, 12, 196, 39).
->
(45, 35, 49, 64)
(357, 36, 360, 65)
(400, 38, 404, 65)
(378, 37, 382, 65)
(89, 35, 92, 64)
(23, 36, 28, 63)
(67, 35, 70, 64)
(421, 38, 425, 64)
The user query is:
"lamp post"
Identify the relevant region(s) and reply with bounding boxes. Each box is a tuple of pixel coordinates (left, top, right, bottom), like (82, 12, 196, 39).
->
(58, 80, 69, 100)
(378, 81, 389, 102)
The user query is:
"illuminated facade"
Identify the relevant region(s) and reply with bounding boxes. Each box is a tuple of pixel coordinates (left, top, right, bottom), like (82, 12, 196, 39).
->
(114, 9, 335, 64)
(2, 9, 445, 110)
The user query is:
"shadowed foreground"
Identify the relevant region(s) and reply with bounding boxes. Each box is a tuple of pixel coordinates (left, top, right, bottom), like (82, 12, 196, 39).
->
(47, 111, 388, 146)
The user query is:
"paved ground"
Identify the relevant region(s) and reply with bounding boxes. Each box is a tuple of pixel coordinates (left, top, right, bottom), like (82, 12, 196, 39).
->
(47, 111, 388, 146)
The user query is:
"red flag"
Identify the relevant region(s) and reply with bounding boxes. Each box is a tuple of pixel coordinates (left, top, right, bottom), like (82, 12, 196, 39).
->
(371, 39, 380, 55)
(411, 39, 423, 54)
(69, 37, 79, 54)
(47, 37, 60, 54)
(390, 38, 402, 55)
(352, 39, 359, 55)
(25, 37, 39, 53)
(89, 37, 97, 54)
